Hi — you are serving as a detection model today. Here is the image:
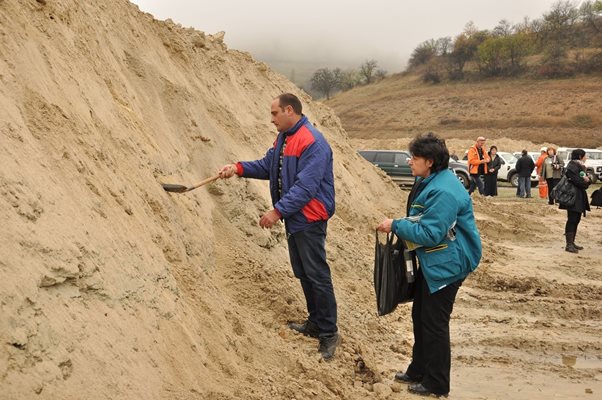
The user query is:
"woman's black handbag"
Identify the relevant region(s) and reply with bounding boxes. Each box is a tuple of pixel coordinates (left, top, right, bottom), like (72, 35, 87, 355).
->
(374, 231, 417, 316)
(591, 188, 602, 207)
(552, 175, 577, 207)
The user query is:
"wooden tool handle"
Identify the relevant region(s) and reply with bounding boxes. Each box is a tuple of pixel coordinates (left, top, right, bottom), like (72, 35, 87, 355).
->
(188, 175, 220, 191)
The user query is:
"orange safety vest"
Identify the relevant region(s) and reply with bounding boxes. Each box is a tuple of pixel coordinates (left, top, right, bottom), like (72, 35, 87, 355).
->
(467, 144, 489, 174)
(536, 154, 547, 175)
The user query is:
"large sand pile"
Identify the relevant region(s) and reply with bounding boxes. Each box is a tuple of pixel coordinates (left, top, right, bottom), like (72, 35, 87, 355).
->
(1, 1, 601, 399)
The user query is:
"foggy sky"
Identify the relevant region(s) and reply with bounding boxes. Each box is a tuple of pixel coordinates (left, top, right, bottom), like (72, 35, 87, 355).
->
(131, 0, 561, 73)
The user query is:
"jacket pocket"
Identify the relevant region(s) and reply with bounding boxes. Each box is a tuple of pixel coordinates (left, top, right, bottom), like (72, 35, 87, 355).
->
(417, 243, 463, 280)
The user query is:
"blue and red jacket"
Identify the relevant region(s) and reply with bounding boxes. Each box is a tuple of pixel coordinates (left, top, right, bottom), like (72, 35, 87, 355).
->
(236, 115, 335, 234)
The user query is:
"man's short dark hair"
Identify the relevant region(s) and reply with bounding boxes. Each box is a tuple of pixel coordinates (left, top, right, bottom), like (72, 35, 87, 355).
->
(277, 93, 302, 115)
(409, 132, 449, 173)
(571, 148, 586, 160)
(522, 149, 528, 156)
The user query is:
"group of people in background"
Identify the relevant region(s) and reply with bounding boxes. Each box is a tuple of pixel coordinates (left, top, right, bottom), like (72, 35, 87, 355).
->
(465, 136, 593, 254)
(466, 138, 575, 201)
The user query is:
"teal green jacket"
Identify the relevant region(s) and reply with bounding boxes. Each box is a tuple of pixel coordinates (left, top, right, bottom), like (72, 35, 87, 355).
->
(391, 169, 482, 293)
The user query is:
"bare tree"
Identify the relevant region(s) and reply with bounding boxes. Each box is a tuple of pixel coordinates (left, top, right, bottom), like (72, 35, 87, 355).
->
(580, 0, 602, 34)
(374, 69, 388, 81)
(464, 21, 479, 36)
(493, 19, 513, 37)
(359, 59, 378, 84)
(538, 1, 580, 74)
(436, 37, 452, 55)
(514, 16, 534, 34)
(310, 68, 341, 100)
(339, 70, 362, 91)
(409, 40, 438, 68)
(542, 1, 580, 44)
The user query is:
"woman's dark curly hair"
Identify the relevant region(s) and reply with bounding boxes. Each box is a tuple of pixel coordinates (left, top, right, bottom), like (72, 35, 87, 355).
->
(409, 132, 449, 173)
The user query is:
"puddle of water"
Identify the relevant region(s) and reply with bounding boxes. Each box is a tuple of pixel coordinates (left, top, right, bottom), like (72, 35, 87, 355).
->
(561, 354, 602, 369)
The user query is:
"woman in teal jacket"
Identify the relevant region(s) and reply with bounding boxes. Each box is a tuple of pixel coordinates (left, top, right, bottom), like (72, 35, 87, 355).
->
(377, 132, 482, 398)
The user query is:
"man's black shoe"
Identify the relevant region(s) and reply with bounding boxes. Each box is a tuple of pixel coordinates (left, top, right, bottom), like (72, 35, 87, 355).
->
(287, 320, 320, 338)
(318, 333, 341, 361)
(394, 372, 421, 383)
(408, 383, 448, 398)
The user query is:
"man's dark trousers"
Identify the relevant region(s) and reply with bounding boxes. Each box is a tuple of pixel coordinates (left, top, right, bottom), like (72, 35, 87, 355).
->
(469, 174, 484, 195)
(406, 269, 462, 395)
(287, 221, 337, 336)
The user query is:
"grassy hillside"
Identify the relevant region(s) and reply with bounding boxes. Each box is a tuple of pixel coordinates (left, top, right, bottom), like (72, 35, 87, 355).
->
(325, 73, 602, 149)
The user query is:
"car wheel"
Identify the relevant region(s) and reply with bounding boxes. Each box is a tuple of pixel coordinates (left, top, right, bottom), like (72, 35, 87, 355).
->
(510, 173, 518, 187)
(456, 171, 470, 189)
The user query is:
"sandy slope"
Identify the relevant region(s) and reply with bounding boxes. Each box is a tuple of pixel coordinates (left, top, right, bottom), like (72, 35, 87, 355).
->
(1, 1, 601, 399)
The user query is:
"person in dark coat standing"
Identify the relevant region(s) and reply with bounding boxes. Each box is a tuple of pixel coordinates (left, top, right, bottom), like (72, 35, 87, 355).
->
(484, 145, 501, 196)
(515, 150, 535, 198)
(559, 149, 591, 253)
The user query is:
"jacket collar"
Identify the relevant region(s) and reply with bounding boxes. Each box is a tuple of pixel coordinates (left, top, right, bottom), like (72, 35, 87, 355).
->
(416, 170, 440, 187)
(283, 115, 307, 136)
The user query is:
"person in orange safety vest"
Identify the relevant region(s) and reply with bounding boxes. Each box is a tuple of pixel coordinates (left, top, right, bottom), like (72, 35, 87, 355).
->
(467, 136, 490, 195)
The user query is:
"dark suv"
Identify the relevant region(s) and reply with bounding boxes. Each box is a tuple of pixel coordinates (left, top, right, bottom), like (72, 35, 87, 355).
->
(358, 150, 470, 188)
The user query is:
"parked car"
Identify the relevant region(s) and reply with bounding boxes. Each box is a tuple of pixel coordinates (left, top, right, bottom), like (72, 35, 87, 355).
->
(462, 151, 538, 187)
(358, 150, 470, 188)
(449, 160, 471, 188)
(555, 147, 602, 184)
(495, 151, 518, 184)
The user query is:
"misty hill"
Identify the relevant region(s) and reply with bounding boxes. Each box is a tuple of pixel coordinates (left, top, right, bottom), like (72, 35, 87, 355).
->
(325, 73, 602, 149)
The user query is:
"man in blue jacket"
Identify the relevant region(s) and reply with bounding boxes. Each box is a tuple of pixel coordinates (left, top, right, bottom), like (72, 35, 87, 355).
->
(218, 93, 340, 360)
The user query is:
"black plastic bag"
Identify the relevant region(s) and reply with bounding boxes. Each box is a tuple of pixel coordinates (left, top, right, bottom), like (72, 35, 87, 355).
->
(374, 231, 417, 316)
(552, 175, 577, 207)
(591, 188, 602, 207)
